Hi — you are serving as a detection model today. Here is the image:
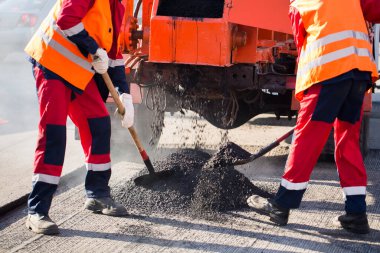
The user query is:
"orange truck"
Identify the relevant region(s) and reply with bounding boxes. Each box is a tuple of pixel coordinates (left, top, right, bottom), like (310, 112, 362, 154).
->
(118, 0, 378, 154)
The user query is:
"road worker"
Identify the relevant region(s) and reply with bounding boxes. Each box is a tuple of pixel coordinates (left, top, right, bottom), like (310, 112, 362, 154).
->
(24, 0, 134, 235)
(247, 0, 380, 234)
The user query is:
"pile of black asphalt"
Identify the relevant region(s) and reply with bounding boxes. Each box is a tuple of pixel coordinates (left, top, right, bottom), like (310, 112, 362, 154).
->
(112, 143, 275, 219)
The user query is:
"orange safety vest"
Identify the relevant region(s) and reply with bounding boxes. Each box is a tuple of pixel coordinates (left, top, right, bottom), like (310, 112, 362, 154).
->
(290, 0, 378, 100)
(24, 0, 113, 91)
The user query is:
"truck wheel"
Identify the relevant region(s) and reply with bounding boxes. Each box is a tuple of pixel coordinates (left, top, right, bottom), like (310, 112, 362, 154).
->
(199, 99, 258, 129)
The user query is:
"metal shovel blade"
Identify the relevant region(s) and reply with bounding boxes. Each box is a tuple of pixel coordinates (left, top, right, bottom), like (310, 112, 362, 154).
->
(134, 170, 175, 186)
(133, 155, 175, 186)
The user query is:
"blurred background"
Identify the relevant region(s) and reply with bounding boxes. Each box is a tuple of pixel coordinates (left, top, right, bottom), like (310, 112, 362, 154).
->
(0, 0, 57, 135)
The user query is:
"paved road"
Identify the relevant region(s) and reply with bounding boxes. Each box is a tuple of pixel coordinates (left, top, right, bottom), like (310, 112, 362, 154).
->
(1, 93, 380, 252)
(1, 146, 379, 253)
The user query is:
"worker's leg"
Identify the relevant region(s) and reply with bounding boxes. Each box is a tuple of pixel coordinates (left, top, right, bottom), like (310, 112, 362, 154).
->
(334, 80, 368, 214)
(68, 78, 111, 198)
(274, 80, 351, 209)
(28, 66, 71, 216)
(69, 79, 127, 216)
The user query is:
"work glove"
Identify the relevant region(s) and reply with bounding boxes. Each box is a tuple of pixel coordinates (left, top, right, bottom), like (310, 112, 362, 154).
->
(92, 48, 109, 74)
(119, 93, 134, 128)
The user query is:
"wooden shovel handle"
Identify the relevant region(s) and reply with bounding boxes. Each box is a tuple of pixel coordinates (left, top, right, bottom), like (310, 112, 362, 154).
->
(102, 73, 125, 116)
(101, 73, 144, 153)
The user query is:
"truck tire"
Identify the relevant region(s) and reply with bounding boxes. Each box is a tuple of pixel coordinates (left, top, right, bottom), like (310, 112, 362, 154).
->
(199, 98, 258, 129)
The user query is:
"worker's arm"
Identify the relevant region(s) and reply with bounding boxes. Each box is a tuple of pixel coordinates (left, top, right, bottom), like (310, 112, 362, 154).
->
(90, 0, 132, 128)
(56, 0, 98, 55)
(288, 5, 306, 56)
(110, 0, 133, 128)
(107, 0, 129, 95)
(361, 0, 380, 23)
(57, 0, 108, 75)
(107, 59, 129, 94)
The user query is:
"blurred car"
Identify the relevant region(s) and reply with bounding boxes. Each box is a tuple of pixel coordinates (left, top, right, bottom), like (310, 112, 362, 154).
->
(0, 0, 56, 61)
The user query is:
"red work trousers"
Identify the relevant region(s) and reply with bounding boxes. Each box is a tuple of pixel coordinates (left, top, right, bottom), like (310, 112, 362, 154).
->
(28, 66, 112, 215)
(274, 78, 368, 214)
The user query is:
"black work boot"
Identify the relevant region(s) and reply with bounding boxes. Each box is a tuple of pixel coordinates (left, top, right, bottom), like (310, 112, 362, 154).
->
(84, 197, 128, 216)
(338, 213, 370, 234)
(26, 213, 59, 235)
(247, 195, 289, 226)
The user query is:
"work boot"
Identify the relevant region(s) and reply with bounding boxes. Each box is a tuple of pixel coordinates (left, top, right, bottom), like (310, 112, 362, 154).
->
(337, 213, 370, 234)
(25, 213, 59, 235)
(247, 195, 289, 226)
(84, 197, 128, 216)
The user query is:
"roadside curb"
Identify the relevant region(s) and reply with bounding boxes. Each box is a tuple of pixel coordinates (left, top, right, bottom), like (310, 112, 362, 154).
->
(0, 194, 29, 216)
(0, 165, 86, 216)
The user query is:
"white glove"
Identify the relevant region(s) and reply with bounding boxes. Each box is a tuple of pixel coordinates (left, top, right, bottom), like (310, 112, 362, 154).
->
(91, 48, 109, 74)
(119, 93, 134, 128)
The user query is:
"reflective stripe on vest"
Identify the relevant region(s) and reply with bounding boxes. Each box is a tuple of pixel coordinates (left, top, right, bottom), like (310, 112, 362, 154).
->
(24, 0, 113, 91)
(36, 20, 94, 74)
(298, 47, 372, 77)
(299, 30, 370, 60)
(62, 22, 85, 37)
(297, 29, 374, 77)
(296, 29, 376, 90)
(291, 0, 378, 100)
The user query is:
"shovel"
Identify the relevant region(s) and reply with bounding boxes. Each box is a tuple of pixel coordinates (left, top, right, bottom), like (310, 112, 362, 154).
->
(231, 128, 295, 166)
(101, 73, 173, 186)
